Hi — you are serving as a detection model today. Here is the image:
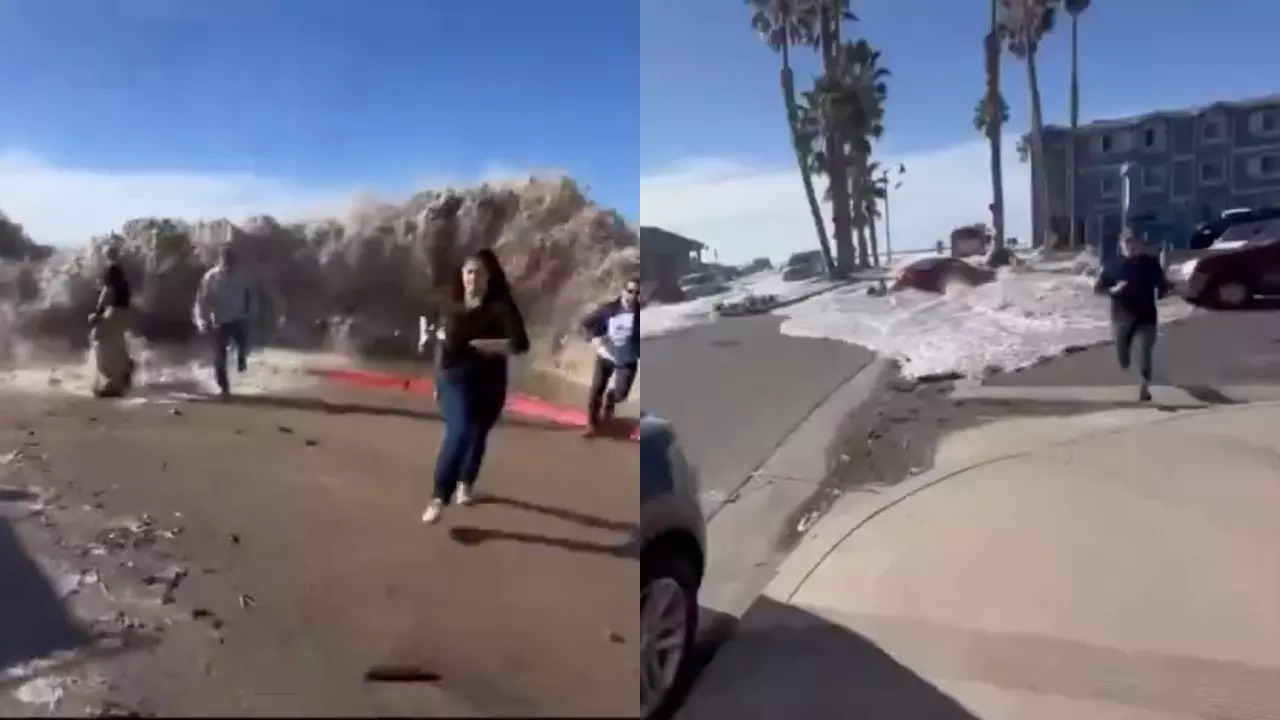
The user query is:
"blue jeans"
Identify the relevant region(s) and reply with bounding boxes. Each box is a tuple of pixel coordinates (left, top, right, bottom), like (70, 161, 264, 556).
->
(211, 319, 250, 393)
(433, 368, 506, 503)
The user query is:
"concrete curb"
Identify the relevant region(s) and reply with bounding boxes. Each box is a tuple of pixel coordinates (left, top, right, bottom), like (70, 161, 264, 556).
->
(696, 356, 896, 618)
(761, 398, 1280, 606)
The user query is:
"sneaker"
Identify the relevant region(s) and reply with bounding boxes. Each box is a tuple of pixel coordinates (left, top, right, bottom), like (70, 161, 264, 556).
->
(421, 499, 445, 524)
(455, 484, 474, 506)
(1138, 385, 1153, 403)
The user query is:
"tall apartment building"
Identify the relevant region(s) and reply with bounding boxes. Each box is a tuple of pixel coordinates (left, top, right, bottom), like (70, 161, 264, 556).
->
(1033, 94, 1280, 248)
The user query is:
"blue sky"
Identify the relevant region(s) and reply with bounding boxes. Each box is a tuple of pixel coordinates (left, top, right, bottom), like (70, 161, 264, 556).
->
(640, 0, 1280, 261)
(0, 0, 638, 243)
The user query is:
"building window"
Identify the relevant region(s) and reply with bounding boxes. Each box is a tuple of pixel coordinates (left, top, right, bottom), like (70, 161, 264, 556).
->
(1199, 160, 1226, 185)
(1100, 173, 1119, 198)
(1201, 117, 1225, 143)
(1142, 166, 1166, 190)
(1253, 154, 1280, 179)
(1100, 135, 1113, 154)
(1139, 125, 1163, 152)
(1249, 109, 1280, 138)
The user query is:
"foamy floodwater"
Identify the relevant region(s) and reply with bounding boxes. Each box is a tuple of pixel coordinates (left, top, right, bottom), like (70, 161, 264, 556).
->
(775, 269, 1195, 379)
(641, 270, 840, 338)
(0, 346, 343, 402)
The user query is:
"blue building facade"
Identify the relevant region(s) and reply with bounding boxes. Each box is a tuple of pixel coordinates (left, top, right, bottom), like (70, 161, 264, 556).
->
(1033, 94, 1280, 250)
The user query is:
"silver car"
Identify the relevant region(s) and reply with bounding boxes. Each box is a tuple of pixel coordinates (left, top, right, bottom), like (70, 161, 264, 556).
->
(639, 414, 706, 720)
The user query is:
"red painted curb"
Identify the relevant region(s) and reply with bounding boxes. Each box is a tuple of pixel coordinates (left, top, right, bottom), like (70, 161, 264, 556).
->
(310, 368, 639, 441)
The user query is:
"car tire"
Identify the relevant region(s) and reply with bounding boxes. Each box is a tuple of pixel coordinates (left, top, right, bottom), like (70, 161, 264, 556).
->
(1207, 276, 1253, 309)
(640, 543, 700, 720)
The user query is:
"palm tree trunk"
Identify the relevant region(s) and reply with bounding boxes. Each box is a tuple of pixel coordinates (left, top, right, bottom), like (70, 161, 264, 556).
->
(984, 2, 1005, 248)
(868, 210, 881, 266)
(781, 53, 835, 276)
(852, 155, 871, 268)
(1067, 15, 1080, 249)
(819, 8, 854, 276)
(1027, 50, 1050, 250)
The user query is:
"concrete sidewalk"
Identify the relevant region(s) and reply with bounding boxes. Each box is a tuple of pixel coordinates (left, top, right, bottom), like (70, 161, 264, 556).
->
(678, 401, 1280, 720)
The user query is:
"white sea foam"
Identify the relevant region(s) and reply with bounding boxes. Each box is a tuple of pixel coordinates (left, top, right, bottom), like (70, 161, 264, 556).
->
(0, 345, 336, 401)
(641, 270, 840, 338)
(775, 268, 1195, 379)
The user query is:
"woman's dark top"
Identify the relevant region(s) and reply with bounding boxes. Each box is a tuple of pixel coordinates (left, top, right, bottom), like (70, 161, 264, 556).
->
(436, 296, 531, 391)
(101, 262, 132, 310)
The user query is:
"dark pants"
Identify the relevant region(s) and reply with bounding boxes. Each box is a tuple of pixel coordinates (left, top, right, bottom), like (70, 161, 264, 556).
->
(211, 319, 250, 393)
(1114, 317, 1156, 383)
(433, 368, 506, 503)
(587, 357, 638, 426)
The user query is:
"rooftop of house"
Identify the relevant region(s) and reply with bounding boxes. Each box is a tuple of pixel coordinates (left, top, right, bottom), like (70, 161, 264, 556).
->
(638, 225, 706, 251)
(1044, 92, 1280, 134)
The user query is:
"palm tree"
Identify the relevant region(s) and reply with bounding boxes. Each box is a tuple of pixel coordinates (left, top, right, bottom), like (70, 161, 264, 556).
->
(982, 0, 1007, 247)
(999, 0, 1059, 249)
(974, 89, 1009, 255)
(828, 38, 888, 269)
(1064, 0, 1091, 249)
(861, 161, 887, 266)
(816, 0, 857, 275)
(747, 0, 836, 276)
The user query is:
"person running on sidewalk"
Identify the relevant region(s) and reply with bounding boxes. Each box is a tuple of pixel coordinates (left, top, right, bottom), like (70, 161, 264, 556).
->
(421, 248, 530, 525)
(1094, 231, 1169, 402)
(192, 244, 258, 399)
(581, 277, 641, 436)
(89, 245, 136, 398)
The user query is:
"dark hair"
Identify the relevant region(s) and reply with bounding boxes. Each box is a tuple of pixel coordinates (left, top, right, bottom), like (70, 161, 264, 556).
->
(449, 247, 514, 305)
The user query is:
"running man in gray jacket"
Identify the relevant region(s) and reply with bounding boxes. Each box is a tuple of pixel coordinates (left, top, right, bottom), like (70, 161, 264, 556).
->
(192, 245, 258, 398)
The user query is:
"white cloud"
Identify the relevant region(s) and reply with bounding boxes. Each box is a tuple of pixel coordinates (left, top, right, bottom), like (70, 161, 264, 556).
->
(0, 149, 554, 247)
(639, 136, 1034, 265)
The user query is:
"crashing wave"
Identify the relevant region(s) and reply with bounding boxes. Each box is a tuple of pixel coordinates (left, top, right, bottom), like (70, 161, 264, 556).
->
(0, 176, 638, 384)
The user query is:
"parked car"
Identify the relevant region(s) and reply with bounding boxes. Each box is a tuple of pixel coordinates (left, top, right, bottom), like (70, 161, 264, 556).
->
(1177, 237, 1280, 309)
(677, 271, 730, 300)
(1188, 206, 1280, 250)
(639, 414, 706, 720)
(782, 250, 825, 282)
(892, 256, 996, 294)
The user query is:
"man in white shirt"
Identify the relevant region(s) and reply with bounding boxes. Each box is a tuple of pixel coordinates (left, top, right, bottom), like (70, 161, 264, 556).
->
(192, 245, 258, 398)
(580, 277, 641, 436)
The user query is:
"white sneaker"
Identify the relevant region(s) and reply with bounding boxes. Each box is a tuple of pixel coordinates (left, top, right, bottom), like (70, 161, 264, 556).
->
(421, 499, 445, 524)
(455, 484, 474, 506)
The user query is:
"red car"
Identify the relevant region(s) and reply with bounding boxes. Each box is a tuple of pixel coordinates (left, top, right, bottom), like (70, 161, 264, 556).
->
(1178, 238, 1280, 309)
(892, 257, 996, 294)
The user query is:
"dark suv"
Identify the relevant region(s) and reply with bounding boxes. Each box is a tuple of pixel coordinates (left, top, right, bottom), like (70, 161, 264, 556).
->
(1188, 207, 1280, 250)
(1178, 238, 1280, 308)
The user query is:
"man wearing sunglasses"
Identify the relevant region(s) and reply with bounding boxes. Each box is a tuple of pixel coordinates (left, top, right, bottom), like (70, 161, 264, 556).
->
(580, 277, 641, 436)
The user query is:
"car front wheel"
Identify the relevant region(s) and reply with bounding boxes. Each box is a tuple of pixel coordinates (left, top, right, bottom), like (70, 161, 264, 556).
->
(640, 545, 700, 720)
(1209, 276, 1253, 309)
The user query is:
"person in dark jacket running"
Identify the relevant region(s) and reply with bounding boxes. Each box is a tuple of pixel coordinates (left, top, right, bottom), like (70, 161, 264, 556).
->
(1094, 232, 1170, 402)
(581, 277, 641, 436)
(421, 248, 530, 524)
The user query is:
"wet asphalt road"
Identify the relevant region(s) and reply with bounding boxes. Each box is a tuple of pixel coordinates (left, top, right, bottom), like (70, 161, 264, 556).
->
(640, 315, 875, 514)
(988, 308, 1280, 389)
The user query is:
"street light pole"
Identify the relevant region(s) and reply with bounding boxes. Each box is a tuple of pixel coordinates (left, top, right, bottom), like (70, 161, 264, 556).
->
(878, 164, 906, 267)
